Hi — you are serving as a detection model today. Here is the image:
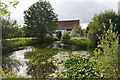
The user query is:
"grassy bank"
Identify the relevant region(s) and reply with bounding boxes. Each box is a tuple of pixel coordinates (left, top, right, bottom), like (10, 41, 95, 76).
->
(2, 37, 37, 54)
(62, 37, 94, 49)
(2, 37, 59, 54)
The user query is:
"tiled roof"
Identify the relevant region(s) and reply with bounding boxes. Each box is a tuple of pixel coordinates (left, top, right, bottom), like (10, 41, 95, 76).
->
(57, 20, 80, 30)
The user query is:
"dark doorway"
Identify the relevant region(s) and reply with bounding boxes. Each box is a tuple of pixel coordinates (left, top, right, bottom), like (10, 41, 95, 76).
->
(57, 31, 62, 39)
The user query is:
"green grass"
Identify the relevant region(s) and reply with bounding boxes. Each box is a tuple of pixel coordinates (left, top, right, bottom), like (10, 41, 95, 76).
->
(5, 37, 37, 41)
(71, 37, 87, 40)
(2, 39, 38, 54)
(62, 37, 94, 48)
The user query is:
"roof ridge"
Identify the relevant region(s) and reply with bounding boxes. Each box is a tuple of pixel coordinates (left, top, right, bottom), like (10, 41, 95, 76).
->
(58, 19, 79, 22)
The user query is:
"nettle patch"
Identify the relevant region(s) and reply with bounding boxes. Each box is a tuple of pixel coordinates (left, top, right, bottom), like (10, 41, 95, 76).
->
(62, 57, 103, 78)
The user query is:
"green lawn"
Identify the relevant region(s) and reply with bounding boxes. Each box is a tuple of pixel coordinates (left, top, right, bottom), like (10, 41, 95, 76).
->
(5, 37, 37, 41)
(71, 37, 87, 40)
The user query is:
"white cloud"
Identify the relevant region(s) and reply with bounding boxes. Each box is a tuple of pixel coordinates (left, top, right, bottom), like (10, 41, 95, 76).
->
(97, 0, 119, 2)
(2, 0, 120, 24)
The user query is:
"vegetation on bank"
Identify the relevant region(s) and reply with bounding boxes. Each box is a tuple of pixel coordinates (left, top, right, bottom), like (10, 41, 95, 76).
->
(2, 38, 37, 54)
(56, 21, 120, 78)
(1, 0, 120, 78)
(0, 66, 25, 78)
(62, 57, 102, 78)
(2, 36, 59, 54)
(87, 10, 120, 45)
(5, 37, 37, 41)
(92, 21, 120, 78)
(62, 37, 94, 49)
(24, 48, 58, 78)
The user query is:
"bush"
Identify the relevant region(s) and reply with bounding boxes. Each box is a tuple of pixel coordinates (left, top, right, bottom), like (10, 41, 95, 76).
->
(62, 57, 102, 78)
(2, 39, 37, 54)
(62, 37, 94, 48)
(93, 21, 119, 78)
(52, 36, 59, 41)
(87, 10, 120, 45)
(62, 32, 70, 39)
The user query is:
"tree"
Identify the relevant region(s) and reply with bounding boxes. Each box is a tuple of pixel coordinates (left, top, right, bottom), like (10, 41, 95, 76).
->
(72, 25, 81, 37)
(87, 10, 119, 45)
(2, 18, 19, 40)
(94, 20, 119, 78)
(24, 0, 58, 43)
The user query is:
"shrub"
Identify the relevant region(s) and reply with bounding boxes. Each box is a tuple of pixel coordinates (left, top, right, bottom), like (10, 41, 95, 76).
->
(0, 66, 25, 78)
(52, 36, 59, 41)
(93, 20, 119, 78)
(45, 36, 59, 42)
(62, 57, 102, 78)
(62, 37, 94, 48)
(62, 32, 70, 40)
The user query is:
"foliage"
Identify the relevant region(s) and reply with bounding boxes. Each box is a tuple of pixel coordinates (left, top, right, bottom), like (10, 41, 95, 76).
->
(87, 10, 120, 45)
(0, 66, 4, 79)
(0, 66, 25, 78)
(2, 38, 37, 54)
(62, 37, 94, 49)
(2, 18, 21, 40)
(24, 0, 58, 43)
(62, 31, 70, 40)
(24, 48, 58, 78)
(62, 57, 102, 78)
(5, 37, 37, 41)
(81, 29, 87, 37)
(72, 25, 81, 37)
(93, 21, 120, 78)
(42, 36, 59, 43)
(0, 0, 19, 17)
(52, 36, 59, 41)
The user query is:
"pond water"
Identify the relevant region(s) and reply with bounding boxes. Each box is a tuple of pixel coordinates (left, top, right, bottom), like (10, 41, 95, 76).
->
(2, 43, 90, 78)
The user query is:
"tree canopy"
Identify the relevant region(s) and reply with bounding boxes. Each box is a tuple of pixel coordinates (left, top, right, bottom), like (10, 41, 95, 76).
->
(24, 0, 58, 43)
(87, 10, 120, 45)
(2, 18, 21, 40)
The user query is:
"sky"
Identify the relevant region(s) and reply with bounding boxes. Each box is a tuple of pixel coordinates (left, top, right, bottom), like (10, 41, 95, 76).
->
(2, 0, 120, 28)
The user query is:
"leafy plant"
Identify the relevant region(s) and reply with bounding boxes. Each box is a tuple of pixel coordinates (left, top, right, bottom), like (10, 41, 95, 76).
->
(24, 48, 58, 78)
(0, 0, 19, 17)
(72, 25, 81, 37)
(62, 31, 70, 40)
(62, 57, 102, 78)
(62, 37, 94, 49)
(87, 10, 120, 45)
(94, 20, 120, 78)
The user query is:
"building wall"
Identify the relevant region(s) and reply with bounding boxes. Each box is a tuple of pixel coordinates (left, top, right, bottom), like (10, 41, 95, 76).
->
(53, 29, 73, 37)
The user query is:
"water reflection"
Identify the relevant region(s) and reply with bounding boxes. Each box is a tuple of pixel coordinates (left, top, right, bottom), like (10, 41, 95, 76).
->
(48, 51, 88, 74)
(2, 56, 20, 74)
(2, 46, 34, 77)
(27, 62, 56, 78)
(51, 42, 89, 51)
(2, 43, 90, 78)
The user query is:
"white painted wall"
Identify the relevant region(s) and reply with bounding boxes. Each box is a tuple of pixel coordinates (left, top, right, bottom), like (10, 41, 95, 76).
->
(56, 29, 67, 35)
(54, 29, 73, 37)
